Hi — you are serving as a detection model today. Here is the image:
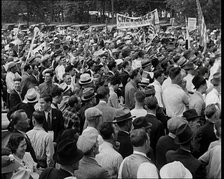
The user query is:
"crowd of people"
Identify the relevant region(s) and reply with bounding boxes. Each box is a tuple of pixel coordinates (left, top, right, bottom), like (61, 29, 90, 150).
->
(1, 21, 221, 179)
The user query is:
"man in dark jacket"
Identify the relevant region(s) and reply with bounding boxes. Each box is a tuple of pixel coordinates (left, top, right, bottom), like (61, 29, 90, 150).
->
(166, 123, 206, 179)
(9, 77, 22, 109)
(113, 108, 134, 159)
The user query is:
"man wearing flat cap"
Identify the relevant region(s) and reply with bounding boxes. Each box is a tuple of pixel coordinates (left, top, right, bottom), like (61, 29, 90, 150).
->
(75, 129, 111, 179)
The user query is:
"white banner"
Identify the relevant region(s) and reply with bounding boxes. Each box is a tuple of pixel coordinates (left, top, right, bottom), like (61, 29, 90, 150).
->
(31, 41, 47, 56)
(116, 9, 159, 29)
(188, 18, 197, 32)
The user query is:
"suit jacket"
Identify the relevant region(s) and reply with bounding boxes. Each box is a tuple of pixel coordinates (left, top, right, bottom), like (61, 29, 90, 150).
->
(192, 121, 217, 158)
(125, 80, 138, 110)
(117, 131, 133, 159)
(38, 82, 57, 96)
(145, 114, 165, 155)
(166, 148, 206, 179)
(13, 130, 37, 163)
(155, 135, 179, 170)
(95, 101, 118, 123)
(42, 108, 65, 143)
(74, 156, 111, 179)
(9, 89, 22, 109)
(39, 167, 72, 179)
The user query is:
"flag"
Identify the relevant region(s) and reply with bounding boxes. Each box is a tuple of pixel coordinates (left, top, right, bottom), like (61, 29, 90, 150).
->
(196, 0, 208, 48)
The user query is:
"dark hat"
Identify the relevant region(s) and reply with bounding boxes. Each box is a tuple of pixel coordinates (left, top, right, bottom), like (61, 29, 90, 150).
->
(53, 139, 83, 165)
(183, 61, 195, 70)
(211, 72, 221, 86)
(145, 85, 155, 97)
(192, 75, 206, 89)
(183, 109, 201, 122)
(81, 87, 96, 101)
(113, 108, 135, 123)
(133, 116, 152, 129)
(175, 123, 193, 145)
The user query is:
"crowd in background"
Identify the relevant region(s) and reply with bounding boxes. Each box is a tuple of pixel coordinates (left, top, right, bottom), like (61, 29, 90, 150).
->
(1, 23, 221, 179)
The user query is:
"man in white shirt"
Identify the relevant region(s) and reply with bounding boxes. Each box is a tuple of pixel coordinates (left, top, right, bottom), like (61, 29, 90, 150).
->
(205, 72, 221, 108)
(162, 67, 189, 118)
(131, 90, 147, 119)
(150, 70, 165, 108)
(118, 128, 159, 178)
(96, 122, 123, 179)
(183, 62, 196, 94)
(26, 110, 55, 168)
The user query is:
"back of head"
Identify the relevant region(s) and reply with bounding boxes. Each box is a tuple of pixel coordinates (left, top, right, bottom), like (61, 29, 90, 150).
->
(130, 69, 139, 79)
(108, 60, 116, 71)
(130, 128, 148, 147)
(7, 133, 25, 154)
(144, 96, 158, 110)
(32, 110, 45, 125)
(167, 117, 187, 134)
(8, 109, 26, 132)
(169, 66, 181, 80)
(135, 90, 145, 103)
(97, 86, 109, 99)
(99, 122, 114, 140)
(52, 86, 63, 98)
(68, 95, 79, 107)
(109, 75, 121, 86)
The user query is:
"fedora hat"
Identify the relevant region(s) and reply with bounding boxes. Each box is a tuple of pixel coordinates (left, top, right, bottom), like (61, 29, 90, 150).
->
(183, 109, 201, 122)
(81, 87, 96, 101)
(113, 108, 135, 123)
(23, 88, 39, 104)
(192, 75, 206, 89)
(133, 116, 152, 129)
(53, 138, 83, 165)
(211, 72, 221, 86)
(139, 78, 150, 88)
(177, 57, 188, 68)
(79, 73, 93, 85)
(183, 62, 195, 70)
(175, 123, 193, 145)
(145, 85, 155, 97)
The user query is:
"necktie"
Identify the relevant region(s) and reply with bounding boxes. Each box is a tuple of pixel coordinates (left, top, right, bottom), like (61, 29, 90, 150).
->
(47, 112, 51, 130)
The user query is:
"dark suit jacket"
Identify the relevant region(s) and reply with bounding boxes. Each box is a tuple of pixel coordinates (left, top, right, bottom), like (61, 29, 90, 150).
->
(74, 156, 111, 179)
(12, 130, 37, 163)
(9, 89, 22, 109)
(95, 102, 118, 123)
(39, 167, 72, 179)
(117, 131, 133, 159)
(38, 82, 58, 96)
(156, 135, 179, 169)
(192, 121, 217, 158)
(42, 108, 65, 143)
(145, 114, 165, 155)
(166, 148, 206, 179)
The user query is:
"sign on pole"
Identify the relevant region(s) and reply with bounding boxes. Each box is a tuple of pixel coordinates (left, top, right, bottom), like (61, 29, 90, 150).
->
(188, 18, 197, 32)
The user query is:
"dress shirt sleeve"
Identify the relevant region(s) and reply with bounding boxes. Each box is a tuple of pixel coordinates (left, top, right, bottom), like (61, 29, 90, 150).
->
(128, 88, 136, 110)
(46, 134, 55, 167)
(182, 91, 189, 108)
(205, 92, 219, 107)
(137, 162, 159, 178)
(6, 73, 15, 92)
(109, 93, 122, 109)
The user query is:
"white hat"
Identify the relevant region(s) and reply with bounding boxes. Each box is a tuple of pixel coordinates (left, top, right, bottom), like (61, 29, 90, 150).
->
(160, 161, 192, 179)
(23, 88, 39, 104)
(115, 59, 123, 66)
(79, 73, 93, 85)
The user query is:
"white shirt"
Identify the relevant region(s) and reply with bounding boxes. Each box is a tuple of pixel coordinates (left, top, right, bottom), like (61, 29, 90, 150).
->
(6, 71, 21, 93)
(55, 65, 65, 81)
(26, 126, 55, 167)
(208, 58, 221, 82)
(96, 141, 123, 179)
(150, 79, 164, 107)
(162, 77, 172, 91)
(184, 73, 195, 93)
(205, 88, 221, 107)
(162, 83, 189, 117)
(131, 108, 147, 120)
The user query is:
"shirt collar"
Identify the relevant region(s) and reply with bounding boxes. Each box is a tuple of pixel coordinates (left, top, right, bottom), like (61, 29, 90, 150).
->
(133, 151, 147, 157)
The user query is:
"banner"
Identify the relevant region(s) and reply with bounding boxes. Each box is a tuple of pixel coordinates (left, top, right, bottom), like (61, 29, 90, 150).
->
(31, 41, 47, 56)
(196, 0, 208, 48)
(188, 18, 197, 32)
(116, 9, 159, 29)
